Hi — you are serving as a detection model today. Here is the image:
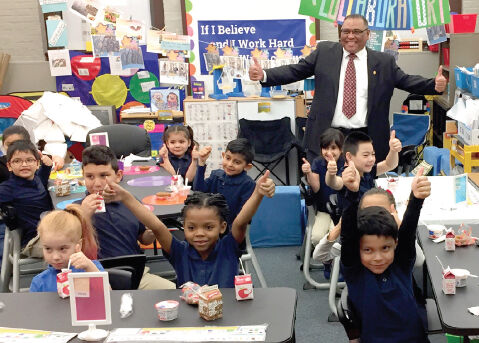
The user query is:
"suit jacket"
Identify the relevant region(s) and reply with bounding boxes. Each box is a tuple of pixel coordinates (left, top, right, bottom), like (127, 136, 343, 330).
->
(263, 41, 438, 161)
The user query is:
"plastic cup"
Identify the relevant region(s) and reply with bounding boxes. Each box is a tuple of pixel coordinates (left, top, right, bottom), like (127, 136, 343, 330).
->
(155, 300, 179, 321)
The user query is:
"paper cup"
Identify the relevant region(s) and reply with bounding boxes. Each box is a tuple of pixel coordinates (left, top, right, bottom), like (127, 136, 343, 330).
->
(155, 300, 179, 321)
(428, 225, 444, 239)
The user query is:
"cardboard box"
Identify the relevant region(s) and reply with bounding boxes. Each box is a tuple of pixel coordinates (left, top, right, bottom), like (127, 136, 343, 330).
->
(445, 120, 458, 134)
(457, 121, 479, 146)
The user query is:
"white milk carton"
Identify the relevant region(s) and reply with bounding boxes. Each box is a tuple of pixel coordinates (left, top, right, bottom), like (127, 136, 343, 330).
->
(235, 274, 254, 301)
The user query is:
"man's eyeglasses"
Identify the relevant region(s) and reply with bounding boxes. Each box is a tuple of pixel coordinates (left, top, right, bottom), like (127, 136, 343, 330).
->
(340, 28, 369, 36)
(10, 158, 38, 166)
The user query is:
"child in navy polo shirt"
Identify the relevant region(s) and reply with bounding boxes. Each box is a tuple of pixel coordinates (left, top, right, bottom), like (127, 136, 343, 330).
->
(103, 171, 275, 288)
(193, 138, 255, 227)
(302, 128, 345, 246)
(326, 130, 402, 209)
(77, 145, 175, 290)
(340, 164, 431, 342)
(0, 140, 53, 250)
(30, 205, 103, 292)
(158, 125, 198, 182)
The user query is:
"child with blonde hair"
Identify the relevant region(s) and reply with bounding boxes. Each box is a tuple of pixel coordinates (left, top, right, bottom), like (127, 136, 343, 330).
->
(30, 205, 103, 292)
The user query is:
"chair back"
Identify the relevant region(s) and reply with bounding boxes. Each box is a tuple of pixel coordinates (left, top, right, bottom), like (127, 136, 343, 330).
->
(391, 113, 429, 147)
(99, 254, 146, 290)
(106, 268, 135, 290)
(86, 124, 151, 158)
(238, 117, 296, 160)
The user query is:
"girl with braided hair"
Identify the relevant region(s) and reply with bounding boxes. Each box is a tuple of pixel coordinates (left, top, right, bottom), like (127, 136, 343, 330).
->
(103, 171, 275, 287)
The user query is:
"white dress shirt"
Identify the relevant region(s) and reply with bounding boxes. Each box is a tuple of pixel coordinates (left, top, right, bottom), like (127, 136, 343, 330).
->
(331, 47, 369, 129)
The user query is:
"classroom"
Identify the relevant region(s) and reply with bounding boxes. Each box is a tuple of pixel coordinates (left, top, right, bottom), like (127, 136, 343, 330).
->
(0, 0, 479, 342)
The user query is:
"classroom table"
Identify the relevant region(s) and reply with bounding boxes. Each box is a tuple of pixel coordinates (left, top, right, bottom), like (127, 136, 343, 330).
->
(376, 176, 479, 225)
(0, 288, 297, 343)
(50, 161, 185, 219)
(418, 224, 479, 336)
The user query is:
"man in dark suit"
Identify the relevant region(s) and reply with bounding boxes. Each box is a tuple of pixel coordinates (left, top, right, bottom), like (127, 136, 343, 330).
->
(249, 14, 447, 162)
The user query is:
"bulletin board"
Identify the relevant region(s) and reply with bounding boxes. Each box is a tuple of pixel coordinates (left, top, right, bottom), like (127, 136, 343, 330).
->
(186, 0, 316, 85)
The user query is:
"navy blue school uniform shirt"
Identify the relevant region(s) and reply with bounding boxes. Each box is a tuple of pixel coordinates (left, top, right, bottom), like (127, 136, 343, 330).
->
(310, 156, 345, 213)
(168, 152, 192, 180)
(338, 163, 377, 210)
(74, 196, 145, 259)
(0, 155, 9, 184)
(30, 260, 104, 292)
(193, 166, 255, 226)
(0, 164, 53, 246)
(341, 191, 427, 343)
(165, 232, 240, 288)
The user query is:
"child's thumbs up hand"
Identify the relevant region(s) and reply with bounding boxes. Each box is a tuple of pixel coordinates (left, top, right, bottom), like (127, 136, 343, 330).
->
(159, 144, 169, 161)
(257, 170, 275, 198)
(389, 130, 402, 152)
(411, 166, 431, 199)
(327, 159, 337, 176)
(342, 160, 360, 192)
(198, 146, 212, 166)
(301, 157, 311, 175)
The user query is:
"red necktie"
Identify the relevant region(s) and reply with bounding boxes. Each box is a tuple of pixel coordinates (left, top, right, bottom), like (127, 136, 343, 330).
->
(342, 54, 356, 119)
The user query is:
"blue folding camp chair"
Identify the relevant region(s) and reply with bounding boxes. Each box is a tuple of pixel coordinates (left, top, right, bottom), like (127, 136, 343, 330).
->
(390, 112, 430, 176)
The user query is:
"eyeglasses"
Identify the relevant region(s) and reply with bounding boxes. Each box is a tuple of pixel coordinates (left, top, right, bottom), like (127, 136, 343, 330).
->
(340, 28, 369, 36)
(10, 158, 38, 166)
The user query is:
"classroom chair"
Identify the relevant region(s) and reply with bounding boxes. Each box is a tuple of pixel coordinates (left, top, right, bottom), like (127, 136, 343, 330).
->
(391, 112, 430, 175)
(86, 124, 151, 159)
(98, 254, 146, 290)
(239, 224, 267, 288)
(106, 268, 137, 290)
(238, 117, 302, 185)
(0, 205, 46, 292)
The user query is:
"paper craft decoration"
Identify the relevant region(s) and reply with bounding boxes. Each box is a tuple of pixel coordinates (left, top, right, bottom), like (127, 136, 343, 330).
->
(40, 0, 67, 13)
(146, 29, 163, 53)
(68, 272, 111, 341)
(426, 25, 447, 46)
(158, 60, 188, 85)
(71, 55, 101, 81)
(116, 18, 146, 45)
(47, 49, 72, 76)
(92, 35, 120, 57)
(108, 56, 137, 77)
(150, 88, 180, 112)
(89, 132, 109, 146)
(91, 74, 128, 109)
(129, 71, 159, 103)
(70, 0, 102, 22)
(160, 33, 191, 52)
(192, 81, 205, 99)
(46, 19, 68, 48)
(119, 36, 145, 69)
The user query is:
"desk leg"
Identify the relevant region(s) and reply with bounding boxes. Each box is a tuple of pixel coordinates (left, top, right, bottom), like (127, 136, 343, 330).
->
(465, 152, 472, 173)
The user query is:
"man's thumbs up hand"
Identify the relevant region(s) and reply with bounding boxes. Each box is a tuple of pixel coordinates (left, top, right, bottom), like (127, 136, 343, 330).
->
(435, 65, 447, 93)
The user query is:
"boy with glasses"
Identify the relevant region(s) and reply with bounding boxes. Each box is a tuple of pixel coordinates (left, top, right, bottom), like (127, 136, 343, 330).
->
(0, 140, 53, 253)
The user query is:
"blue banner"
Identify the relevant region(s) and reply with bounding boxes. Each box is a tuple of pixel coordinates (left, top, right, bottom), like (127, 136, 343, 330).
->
(197, 19, 306, 75)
